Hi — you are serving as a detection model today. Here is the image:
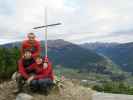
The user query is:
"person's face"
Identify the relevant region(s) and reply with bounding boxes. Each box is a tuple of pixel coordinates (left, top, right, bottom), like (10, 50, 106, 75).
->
(24, 51, 32, 59)
(28, 34, 35, 43)
(43, 62, 48, 69)
(36, 58, 43, 64)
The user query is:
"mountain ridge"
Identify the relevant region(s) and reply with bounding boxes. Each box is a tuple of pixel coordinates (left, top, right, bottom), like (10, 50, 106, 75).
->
(81, 42, 133, 73)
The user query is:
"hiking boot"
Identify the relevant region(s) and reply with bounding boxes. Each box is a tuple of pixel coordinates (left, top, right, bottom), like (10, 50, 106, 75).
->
(13, 88, 22, 94)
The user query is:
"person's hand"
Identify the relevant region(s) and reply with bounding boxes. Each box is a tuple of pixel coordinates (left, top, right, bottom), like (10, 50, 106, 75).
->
(43, 63, 48, 69)
(22, 55, 25, 58)
(26, 76, 34, 85)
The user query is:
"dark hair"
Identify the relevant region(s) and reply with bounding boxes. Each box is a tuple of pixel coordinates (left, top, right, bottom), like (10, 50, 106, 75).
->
(35, 55, 42, 59)
(24, 49, 31, 53)
(28, 33, 35, 36)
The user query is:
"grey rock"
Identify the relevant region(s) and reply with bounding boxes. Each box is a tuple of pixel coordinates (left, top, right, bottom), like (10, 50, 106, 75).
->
(93, 92, 133, 100)
(16, 93, 33, 100)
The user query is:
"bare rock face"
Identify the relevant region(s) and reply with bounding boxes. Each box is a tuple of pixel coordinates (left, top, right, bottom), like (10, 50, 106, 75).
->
(16, 93, 33, 100)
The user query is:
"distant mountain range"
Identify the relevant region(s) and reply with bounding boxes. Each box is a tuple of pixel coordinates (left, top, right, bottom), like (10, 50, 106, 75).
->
(81, 42, 133, 73)
(0, 40, 124, 76)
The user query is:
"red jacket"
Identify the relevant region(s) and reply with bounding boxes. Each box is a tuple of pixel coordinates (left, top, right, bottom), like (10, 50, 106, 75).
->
(28, 62, 54, 80)
(21, 40, 41, 58)
(18, 58, 30, 79)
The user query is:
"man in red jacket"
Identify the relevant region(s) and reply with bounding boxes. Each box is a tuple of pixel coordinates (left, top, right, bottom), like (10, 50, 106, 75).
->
(14, 49, 36, 93)
(26, 56, 54, 94)
(21, 33, 41, 59)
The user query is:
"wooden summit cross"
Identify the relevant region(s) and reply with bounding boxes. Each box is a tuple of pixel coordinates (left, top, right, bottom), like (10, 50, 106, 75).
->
(33, 8, 61, 57)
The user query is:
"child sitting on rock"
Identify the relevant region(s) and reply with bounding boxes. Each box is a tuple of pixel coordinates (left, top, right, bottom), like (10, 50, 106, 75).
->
(26, 56, 54, 95)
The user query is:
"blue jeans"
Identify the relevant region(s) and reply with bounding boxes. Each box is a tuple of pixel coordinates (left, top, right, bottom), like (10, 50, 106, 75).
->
(30, 78, 54, 92)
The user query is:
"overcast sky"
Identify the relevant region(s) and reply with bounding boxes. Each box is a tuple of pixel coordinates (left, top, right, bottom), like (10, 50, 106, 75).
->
(0, 0, 133, 44)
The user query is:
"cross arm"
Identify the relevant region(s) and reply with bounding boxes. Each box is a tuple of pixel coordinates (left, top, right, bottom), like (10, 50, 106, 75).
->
(33, 23, 61, 29)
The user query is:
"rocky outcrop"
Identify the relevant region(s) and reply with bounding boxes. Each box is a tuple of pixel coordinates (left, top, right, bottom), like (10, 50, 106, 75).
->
(0, 80, 93, 100)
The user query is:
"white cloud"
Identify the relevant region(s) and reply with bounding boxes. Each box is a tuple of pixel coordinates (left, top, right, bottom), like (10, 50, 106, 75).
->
(63, 0, 133, 43)
(0, 0, 133, 44)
